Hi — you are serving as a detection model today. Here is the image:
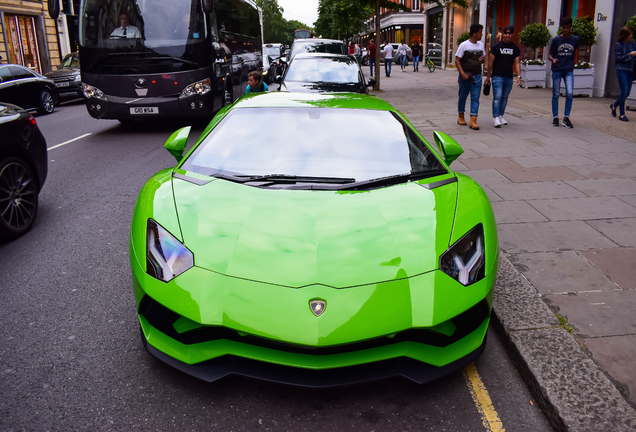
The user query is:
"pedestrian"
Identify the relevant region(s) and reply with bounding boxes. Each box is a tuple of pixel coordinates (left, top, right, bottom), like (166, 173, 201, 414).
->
(485, 25, 521, 127)
(398, 40, 409, 72)
(548, 16, 580, 128)
(245, 70, 268, 94)
(353, 43, 362, 65)
(368, 39, 377, 77)
(455, 23, 486, 130)
(383, 40, 394, 77)
(411, 40, 421, 72)
(611, 26, 636, 122)
(348, 42, 354, 55)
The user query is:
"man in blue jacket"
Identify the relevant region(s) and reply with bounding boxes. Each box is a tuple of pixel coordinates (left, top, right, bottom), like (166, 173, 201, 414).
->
(548, 17, 580, 129)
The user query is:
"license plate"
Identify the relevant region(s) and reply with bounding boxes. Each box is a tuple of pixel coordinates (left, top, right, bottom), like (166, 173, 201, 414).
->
(130, 107, 159, 115)
(55, 82, 69, 87)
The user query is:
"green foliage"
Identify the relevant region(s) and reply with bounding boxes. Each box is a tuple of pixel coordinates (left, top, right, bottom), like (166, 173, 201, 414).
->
(519, 23, 551, 50)
(571, 16, 597, 46)
(456, 32, 469, 46)
(627, 16, 636, 32)
(254, 0, 311, 46)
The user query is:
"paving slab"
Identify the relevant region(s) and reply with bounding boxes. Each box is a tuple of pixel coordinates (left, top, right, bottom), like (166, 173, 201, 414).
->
(586, 218, 636, 247)
(487, 181, 586, 200)
(526, 196, 636, 221)
(544, 290, 636, 337)
(564, 178, 636, 197)
(619, 195, 636, 208)
(580, 248, 636, 289)
(491, 201, 549, 224)
(462, 169, 512, 186)
(498, 165, 586, 182)
(571, 163, 636, 179)
(480, 185, 504, 202)
(461, 157, 521, 171)
(497, 221, 618, 253)
(510, 154, 597, 168)
(473, 146, 541, 158)
(529, 143, 593, 156)
(507, 251, 617, 295)
(583, 152, 636, 164)
(585, 335, 636, 406)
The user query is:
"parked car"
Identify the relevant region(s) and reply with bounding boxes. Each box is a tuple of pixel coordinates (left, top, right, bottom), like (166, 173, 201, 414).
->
(380, 43, 412, 64)
(0, 103, 48, 240)
(130, 91, 498, 386)
(262, 43, 285, 85)
(427, 43, 443, 66)
(277, 53, 375, 94)
(288, 38, 346, 62)
(0, 64, 58, 115)
(44, 51, 83, 99)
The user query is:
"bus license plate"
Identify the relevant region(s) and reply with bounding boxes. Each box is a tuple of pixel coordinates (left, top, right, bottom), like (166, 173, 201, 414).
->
(130, 107, 159, 115)
(56, 82, 69, 87)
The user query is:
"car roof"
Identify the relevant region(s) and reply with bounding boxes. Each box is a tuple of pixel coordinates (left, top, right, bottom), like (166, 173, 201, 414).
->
(233, 92, 393, 111)
(292, 53, 353, 60)
(293, 38, 343, 44)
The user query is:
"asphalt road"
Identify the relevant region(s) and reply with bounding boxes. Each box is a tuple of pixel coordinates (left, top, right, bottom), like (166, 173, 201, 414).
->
(0, 99, 553, 431)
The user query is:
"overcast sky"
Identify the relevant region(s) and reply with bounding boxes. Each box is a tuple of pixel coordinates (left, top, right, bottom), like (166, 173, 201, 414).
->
(277, 0, 319, 27)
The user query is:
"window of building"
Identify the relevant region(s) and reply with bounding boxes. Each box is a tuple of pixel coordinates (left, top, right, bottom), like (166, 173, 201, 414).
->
(412, 0, 420, 12)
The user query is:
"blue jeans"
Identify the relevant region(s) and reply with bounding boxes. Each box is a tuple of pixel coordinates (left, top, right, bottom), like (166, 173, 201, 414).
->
(385, 58, 392, 76)
(458, 74, 482, 116)
(369, 59, 375, 76)
(552, 71, 574, 118)
(413, 56, 419, 70)
(614, 69, 632, 116)
(400, 54, 407, 69)
(492, 76, 513, 118)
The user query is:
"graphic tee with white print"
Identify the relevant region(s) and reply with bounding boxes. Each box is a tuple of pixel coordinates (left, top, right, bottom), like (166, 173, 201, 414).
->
(455, 39, 485, 77)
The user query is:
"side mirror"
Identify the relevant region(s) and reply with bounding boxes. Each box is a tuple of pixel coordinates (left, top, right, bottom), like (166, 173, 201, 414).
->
(164, 126, 191, 163)
(202, 0, 213, 14)
(433, 131, 464, 166)
(367, 78, 377, 87)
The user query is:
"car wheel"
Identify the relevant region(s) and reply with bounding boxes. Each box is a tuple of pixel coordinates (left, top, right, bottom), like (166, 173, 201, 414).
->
(0, 157, 39, 241)
(37, 90, 55, 115)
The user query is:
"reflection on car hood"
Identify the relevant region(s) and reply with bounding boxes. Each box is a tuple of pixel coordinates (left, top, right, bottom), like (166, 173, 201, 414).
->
(172, 176, 457, 288)
(280, 81, 361, 93)
(45, 68, 80, 78)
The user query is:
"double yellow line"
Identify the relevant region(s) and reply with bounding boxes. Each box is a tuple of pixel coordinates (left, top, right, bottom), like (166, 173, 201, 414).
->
(463, 363, 506, 432)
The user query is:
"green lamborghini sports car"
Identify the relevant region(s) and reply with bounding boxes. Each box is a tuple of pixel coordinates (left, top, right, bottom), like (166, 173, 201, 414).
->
(130, 92, 498, 387)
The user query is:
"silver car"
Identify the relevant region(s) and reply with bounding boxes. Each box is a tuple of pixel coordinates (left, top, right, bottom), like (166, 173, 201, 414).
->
(380, 43, 412, 64)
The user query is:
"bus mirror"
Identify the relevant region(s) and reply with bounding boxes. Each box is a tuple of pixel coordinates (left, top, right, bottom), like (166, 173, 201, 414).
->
(165, 126, 191, 163)
(202, 0, 214, 14)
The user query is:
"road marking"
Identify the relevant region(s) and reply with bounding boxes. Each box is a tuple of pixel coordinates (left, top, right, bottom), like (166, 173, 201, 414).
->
(464, 362, 505, 432)
(48, 133, 92, 151)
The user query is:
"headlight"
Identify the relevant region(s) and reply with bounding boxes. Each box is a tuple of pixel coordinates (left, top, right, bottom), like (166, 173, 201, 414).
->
(146, 219, 193, 282)
(180, 78, 211, 99)
(82, 83, 107, 101)
(74, 74, 82, 81)
(440, 224, 485, 286)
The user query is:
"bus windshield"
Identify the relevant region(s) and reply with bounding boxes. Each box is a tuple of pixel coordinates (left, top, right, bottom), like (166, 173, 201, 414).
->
(79, 0, 209, 73)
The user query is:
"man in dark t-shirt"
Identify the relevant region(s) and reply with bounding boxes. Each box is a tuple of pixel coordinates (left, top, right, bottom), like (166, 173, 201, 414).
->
(485, 25, 520, 128)
(548, 16, 580, 128)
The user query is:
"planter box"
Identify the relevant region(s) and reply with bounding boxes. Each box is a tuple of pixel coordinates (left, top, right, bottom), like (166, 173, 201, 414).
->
(560, 68, 594, 97)
(520, 64, 546, 88)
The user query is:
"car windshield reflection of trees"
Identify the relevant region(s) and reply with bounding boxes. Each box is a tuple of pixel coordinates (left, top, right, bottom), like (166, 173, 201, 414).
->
(181, 108, 446, 189)
(285, 58, 359, 83)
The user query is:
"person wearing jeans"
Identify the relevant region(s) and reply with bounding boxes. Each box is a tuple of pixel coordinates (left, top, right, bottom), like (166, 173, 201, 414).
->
(611, 27, 636, 121)
(368, 39, 377, 77)
(455, 23, 486, 130)
(411, 40, 420, 72)
(383, 41, 394, 77)
(398, 41, 409, 72)
(548, 16, 579, 128)
(485, 25, 521, 127)
(458, 74, 483, 124)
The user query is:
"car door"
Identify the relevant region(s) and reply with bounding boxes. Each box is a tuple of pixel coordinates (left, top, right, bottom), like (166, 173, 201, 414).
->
(9, 66, 40, 110)
(0, 66, 19, 106)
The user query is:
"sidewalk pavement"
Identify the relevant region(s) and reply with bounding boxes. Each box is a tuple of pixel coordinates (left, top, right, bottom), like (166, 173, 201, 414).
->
(366, 64, 636, 431)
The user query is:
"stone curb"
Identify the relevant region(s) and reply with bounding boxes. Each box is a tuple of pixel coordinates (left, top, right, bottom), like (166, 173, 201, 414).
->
(491, 253, 636, 432)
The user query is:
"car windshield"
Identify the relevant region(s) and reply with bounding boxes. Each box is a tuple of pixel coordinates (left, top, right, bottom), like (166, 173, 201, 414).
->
(263, 46, 281, 58)
(284, 57, 359, 83)
(181, 108, 446, 183)
(291, 41, 345, 59)
(59, 53, 80, 68)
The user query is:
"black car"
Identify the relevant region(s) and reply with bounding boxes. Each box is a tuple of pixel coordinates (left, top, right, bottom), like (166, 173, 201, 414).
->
(44, 52, 83, 99)
(277, 53, 376, 94)
(0, 64, 58, 115)
(288, 38, 346, 62)
(0, 103, 48, 240)
(262, 43, 285, 85)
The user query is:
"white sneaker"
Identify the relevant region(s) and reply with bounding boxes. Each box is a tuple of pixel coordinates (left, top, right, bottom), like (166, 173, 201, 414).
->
(498, 116, 508, 125)
(493, 117, 502, 128)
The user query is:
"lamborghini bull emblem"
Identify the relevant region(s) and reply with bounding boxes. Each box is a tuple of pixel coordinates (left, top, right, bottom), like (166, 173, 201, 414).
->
(310, 300, 326, 317)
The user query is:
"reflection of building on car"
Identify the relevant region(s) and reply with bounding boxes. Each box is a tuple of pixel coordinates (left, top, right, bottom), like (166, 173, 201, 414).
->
(44, 52, 83, 99)
(288, 38, 346, 62)
(0, 102, 48, 241)
(130, 91, 498, 387)
(277, 53, 375, 94)
(0, 64, 58, 115)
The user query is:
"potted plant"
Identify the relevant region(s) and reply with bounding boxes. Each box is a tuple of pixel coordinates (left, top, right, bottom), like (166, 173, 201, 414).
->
(519, 23, 551, 88)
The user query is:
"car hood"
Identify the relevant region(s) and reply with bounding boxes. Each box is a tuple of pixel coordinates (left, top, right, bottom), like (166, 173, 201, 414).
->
(280, 81, 362, 93)
(172, 175, 457, 288)
(45, 68, 79, 78)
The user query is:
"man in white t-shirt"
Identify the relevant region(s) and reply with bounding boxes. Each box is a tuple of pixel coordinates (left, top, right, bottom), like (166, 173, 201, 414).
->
(455, 24, 485, 130)
(397, 40, 409, 72)
(383, 41, 394, 77)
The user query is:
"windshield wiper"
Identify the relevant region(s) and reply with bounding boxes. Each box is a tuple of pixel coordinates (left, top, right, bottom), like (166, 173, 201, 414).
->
(338, 170, 449, 190)
(148, 55, 198, 67)
(212, 173, 356, 185)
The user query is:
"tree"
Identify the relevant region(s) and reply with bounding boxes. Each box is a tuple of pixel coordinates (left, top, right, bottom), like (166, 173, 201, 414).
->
(254, 0, 288, 44)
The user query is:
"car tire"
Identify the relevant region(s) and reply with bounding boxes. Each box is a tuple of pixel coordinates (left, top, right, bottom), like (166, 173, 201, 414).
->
(37, 90, 55, 115)
(0, 157, 39, 241)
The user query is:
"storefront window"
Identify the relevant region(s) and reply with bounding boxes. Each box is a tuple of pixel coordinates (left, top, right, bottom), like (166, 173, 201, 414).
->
(4, 14, 42, 73)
